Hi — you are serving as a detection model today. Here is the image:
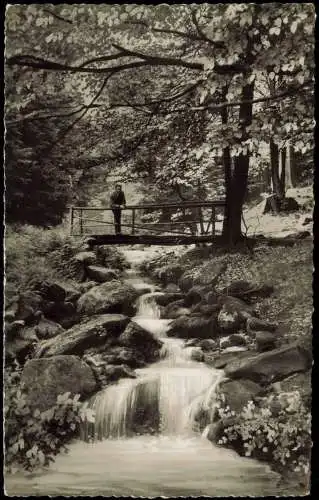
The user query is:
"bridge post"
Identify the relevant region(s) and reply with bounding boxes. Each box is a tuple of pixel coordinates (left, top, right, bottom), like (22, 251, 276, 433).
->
(211, 206, 216, 236)
(132, 209, 136, 235)
(198, 207, 205, 235)
(80, 209, 83, 235)
(69, 206, 74, 236)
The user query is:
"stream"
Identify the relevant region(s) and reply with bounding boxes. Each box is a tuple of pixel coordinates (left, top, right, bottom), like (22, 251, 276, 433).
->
(5, 247, 282, 496)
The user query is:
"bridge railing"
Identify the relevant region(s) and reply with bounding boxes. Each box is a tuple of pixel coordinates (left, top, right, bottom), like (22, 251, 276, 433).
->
(70, 201, 226, 237)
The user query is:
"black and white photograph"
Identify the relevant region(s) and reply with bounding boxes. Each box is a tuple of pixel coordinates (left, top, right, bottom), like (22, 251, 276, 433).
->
(3, 3, 314, 496)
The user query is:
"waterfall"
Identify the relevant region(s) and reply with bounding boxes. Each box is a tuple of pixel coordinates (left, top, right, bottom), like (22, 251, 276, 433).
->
(82, 289, 223, 440)
(6, 248, 282, 496)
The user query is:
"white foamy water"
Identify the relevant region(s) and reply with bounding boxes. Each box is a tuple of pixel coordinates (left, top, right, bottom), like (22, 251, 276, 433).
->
(5, 248, 283, 496)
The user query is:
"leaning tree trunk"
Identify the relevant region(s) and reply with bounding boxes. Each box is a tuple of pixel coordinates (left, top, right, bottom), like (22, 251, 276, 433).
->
(222, 82, 255, 244)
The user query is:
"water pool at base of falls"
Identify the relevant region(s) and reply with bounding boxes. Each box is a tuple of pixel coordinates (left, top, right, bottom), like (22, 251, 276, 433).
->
(5, 436, 282, 497)
(5, 248, 285, 497)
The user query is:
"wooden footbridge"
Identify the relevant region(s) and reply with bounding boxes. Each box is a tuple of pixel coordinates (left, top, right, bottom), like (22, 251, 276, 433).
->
(70, 200, 226, 246)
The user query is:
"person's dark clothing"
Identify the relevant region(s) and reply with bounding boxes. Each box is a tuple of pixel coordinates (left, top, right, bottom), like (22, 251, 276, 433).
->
(110, 191, 126, 208)
(110, 190, 126, 234)
(112, 208, 122, 234)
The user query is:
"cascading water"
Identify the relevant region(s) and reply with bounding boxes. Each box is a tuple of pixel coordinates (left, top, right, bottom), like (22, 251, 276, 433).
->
(83, 289, 222, 439)
(6, 248, 283, 496)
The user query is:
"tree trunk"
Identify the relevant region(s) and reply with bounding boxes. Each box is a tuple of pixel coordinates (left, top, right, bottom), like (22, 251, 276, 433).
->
(270, 138, 284, 199)
(280, 147, 286, 195)
(221, 146, 233, 241)
(285, 144, 293, 189)
(288, 145, 297, 187)
(222, 82, 255, 243)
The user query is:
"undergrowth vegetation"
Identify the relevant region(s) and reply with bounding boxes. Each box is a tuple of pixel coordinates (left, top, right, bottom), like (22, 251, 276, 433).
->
(216, 393, 311, 476)
(5, 224, 127, 300)
(4, 362, 93, 472)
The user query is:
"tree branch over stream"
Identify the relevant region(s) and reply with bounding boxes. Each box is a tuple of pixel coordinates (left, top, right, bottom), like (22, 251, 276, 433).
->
(6, 49, 248, 75)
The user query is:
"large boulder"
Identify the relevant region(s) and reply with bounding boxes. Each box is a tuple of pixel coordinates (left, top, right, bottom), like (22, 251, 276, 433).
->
(218, 379, 264, 413)
(197, 339, 218, 352)
(225, 342, 312, 385)
(14, 291, 43, 324)
(263, 194, 300, 214)
(217, 306, 242, 334)
(246, 317, 278, 333)
(154, 264, 185, 285)
(95, 246, 129, 270)
(21, 356, 97, 411)
(118, 321, 162, 363)
(34, 314, 129, 357)
(77, 281, 138, 317)
(178, 263, 227, 293)
(154, 292, 185, 307)
(34, 317, 64, 340)
(204, 416, 238, 444)
(270, 371, 312, 409)
(5, 321, 38, 364)
(83, 354, 136, 387)
(97, 346, 146, 369)
(185, 346, 204, 362)
(42, 300, 79, 329)
(184, 286, 208, 307)
(204, 349, 258, 370)
(255, 331, 278, 352)
(55, 282, 82, 303)
(6, 338, 37, 365)
(86, 266, 119, 283)
(178, 268, 203, 292)
(161, 299, 190, 319)
(167, 315, 218, 340)
(74, 251, 97, 265)
(217, 295, 257, 320)
(191, 302, 220, 315)
(220, 333, 248, 350)
(164, 283, 181, 293)
(100, 364, 136, 384)
(217, 295, 259, 333)
(220, 281, 274, 303)
(4, 320, 26, 340)
(32, 280, 67, 303)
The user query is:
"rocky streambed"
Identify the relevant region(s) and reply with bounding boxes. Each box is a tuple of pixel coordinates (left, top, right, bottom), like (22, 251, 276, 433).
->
(4, 244, 311, 495)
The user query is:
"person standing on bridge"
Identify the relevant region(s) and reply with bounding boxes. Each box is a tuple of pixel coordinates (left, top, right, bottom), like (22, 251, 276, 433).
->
(110, 183, 126, 234)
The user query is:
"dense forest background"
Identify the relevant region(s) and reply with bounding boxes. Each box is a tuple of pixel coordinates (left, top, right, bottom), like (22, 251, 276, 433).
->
(5, 4, 314, 239)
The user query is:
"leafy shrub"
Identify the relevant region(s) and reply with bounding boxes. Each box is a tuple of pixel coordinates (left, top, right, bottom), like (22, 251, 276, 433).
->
(4, 362, 94, 472)
(5, 224, 86, 295)
(216, 392, 311, 475)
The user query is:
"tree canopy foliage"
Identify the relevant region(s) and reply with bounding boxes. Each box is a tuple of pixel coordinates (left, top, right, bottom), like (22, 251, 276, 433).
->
(5, 4, 314, 236)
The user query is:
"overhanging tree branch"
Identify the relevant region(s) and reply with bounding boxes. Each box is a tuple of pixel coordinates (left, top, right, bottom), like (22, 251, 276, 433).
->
(42, 71, 116, 154)
(42, 8, 73, 24)
(6, 50, 248, 75)
(197, 80, 313, 111)
(124, 19, 225, 48)
(190, 9, 218, 47)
